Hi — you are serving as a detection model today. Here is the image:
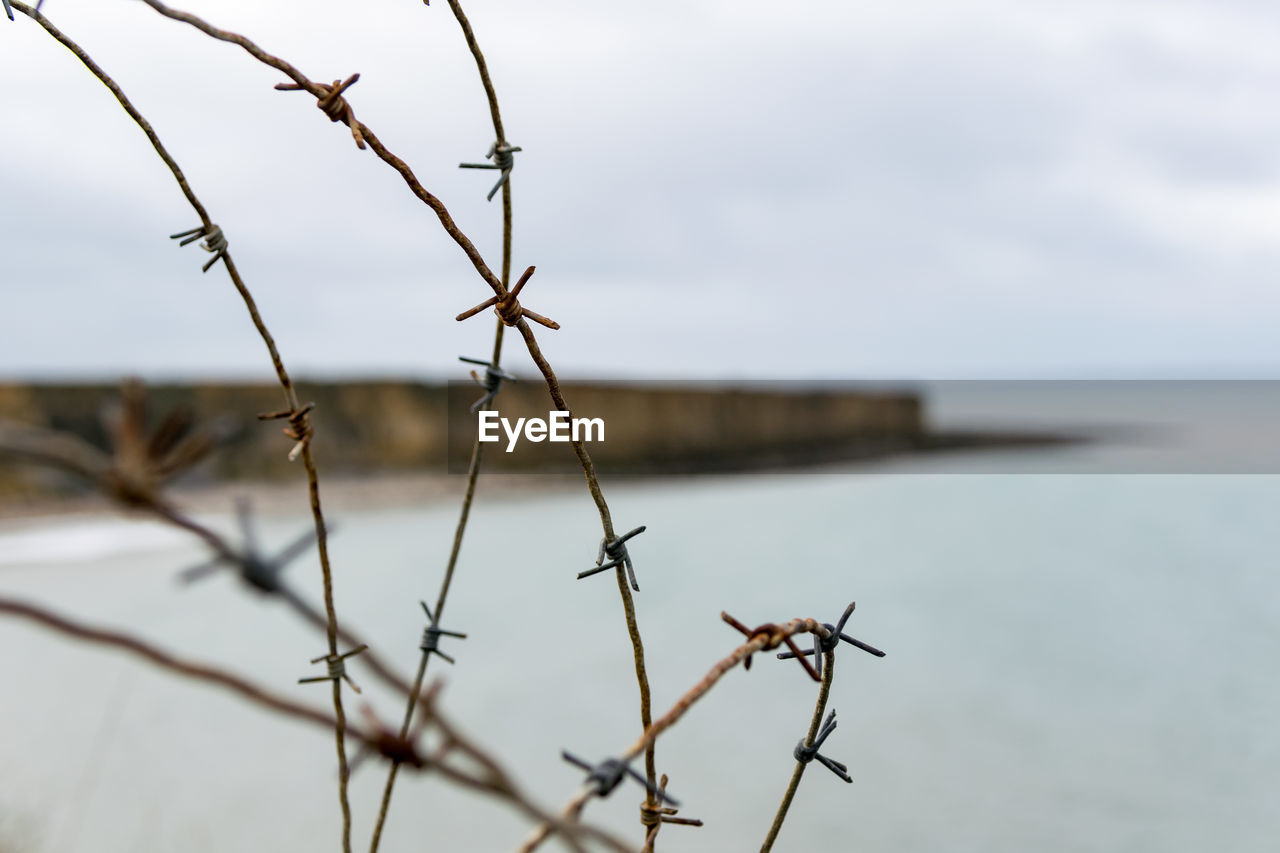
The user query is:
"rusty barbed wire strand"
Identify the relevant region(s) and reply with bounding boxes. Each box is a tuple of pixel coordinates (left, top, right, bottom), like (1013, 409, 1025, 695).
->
(9, 5, 363, 846)
(120, 14, 665, 821)
(0, 412, 427, 709)
(7, 4, 887, 849)
(123, 15, 662, 821)
(369, 0, 666, 847)
(520, 616, 830, 853)
(639, 774, 703, 853)
(0, 598, 638, 853)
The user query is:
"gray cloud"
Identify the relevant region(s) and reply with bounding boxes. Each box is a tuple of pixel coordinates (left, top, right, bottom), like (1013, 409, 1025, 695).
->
(2, 0, 1279, 380)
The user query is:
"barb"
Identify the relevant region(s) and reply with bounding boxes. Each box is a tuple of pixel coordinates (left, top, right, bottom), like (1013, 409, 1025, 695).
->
(0, 379, 230, 510)
(460, 140, 522, 201)
(258, 402, 315, 462)
(639, 774, 703, 853)
(4, 1, 13, 24)
(792, 710, 850, 782)
(275, 74, 366, 150)
(561, 752, 676, 805)
(776, 601, 886, 677)
(722, 612, 822, 681)
(170, 223, 229, 273)
(299, 645, 368, 693)
(418, 601, 467, 665)
(177, 498, 318, 593)
(460, 355, 516, 413)
(456, 264, 559, 331)
(578, 526, 646, 591)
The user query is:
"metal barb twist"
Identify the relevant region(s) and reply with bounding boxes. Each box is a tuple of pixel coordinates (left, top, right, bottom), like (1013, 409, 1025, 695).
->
(638, 773, 703, 832)
(274, 74, 365, 150)
(455, 265, 559, 330)
(418, 601, 467, 664)
(561, 751, 678, 806)
(459, 356, 516, 412)
(459, 140, 522, 201)
(169, 224, 229, 273)
(257, 401, 315, 462)
(178, 498, 323, 594)
(576, 525, 645, 591)
(776, 601, 886, 677)
(793, 709, 852, 783)
(299, 644, 368, 693)
(3, 0, 13, 23)
(721, 612, 821, 681)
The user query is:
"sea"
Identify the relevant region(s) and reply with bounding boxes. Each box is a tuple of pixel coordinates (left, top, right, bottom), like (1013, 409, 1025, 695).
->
(1, 381, 1277, 852)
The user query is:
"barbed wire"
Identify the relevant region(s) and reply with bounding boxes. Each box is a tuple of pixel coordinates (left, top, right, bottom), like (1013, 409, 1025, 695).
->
(0, 2, 888, 850)
(0, 597, 639, 853)
(7, 3, 363, 846)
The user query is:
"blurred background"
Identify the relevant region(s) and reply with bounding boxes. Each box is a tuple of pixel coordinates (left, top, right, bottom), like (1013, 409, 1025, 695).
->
(2, 1, 1279, 851)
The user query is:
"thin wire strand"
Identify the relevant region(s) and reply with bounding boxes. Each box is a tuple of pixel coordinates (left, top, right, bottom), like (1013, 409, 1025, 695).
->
(121, 24, 656, 788)
(11, 6, 356, 844)
(0, 597, 638, 853)
(520, 618, 828, 853)
(760, 647, 837, 852)
(8, 5, 881, 850)
(368, 2, 515, 846)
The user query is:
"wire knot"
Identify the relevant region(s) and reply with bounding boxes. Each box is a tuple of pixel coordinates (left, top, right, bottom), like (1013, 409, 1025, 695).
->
(721, 612, 822, 680)
(459, 356, 516, 412)
(298, 645, 367, 692)
(776, 601, 886, 678)
(637, 774, 703, 831)
(169, 223, 229, 273)
(455, 265, 559, 331)
(576, 525, 646, 591)
(459, 140, 522, 201)
(178, 498, 325, 594)
(418, 601, 467, 664)
(792, 710, 852, 783)
(562, 751, 677, 805)
(257, 402, 315, 462)
(274, 74, 365, 150)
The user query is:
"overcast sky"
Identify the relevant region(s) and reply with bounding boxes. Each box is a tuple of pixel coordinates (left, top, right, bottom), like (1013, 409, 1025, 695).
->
(2, 0, 1279, 381)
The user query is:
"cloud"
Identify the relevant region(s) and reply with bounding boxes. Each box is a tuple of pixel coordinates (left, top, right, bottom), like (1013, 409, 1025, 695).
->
(2, 0, 1279, 380)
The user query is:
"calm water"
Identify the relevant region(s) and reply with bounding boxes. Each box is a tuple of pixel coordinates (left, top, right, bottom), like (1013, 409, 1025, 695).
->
(2, 417, 1279, 851)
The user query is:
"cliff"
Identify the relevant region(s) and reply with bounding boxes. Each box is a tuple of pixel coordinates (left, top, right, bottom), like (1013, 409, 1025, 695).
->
(0, 379, 926, 501)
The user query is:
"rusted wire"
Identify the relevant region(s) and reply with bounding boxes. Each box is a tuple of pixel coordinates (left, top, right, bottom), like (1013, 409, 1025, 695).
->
(10, 7, 361, 846)
(9, 3, 889, 849)
(0, 598, 638, 853)
(370, 3, 519, 847)
(455, 264, 559, 330)
(522, 616, 829, 853)
(639, 774, 703, 853)
(124, 8, 666, 837)
(275, 74, 366, 149)
(0, 415, 420, 707)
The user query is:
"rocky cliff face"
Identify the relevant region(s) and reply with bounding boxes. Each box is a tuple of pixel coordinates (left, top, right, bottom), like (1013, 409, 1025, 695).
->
(0, 380, 924, 500)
